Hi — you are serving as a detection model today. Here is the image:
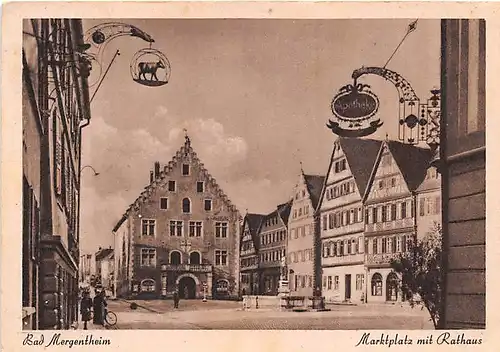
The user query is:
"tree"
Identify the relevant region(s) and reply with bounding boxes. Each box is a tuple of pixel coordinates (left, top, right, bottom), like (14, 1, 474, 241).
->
(390, 222, 442, 329)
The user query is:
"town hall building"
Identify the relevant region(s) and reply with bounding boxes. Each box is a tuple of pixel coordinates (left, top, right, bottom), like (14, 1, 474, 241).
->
(113, 135, 240, 300)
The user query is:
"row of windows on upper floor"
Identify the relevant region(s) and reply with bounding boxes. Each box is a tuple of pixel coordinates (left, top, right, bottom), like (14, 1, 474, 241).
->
(325, 180, 356, 201)
(139, 247, 229, 267)
(323, 274, 365, 291)
(241, 256, 258, 268)
(241, 239, 255, 252)
(292, 204, 311, 219)
(141, 219, 229, 238)
(263, 216, 280, 227)
(158, 197, 213, 213)
(259, 249, 286, 263)
(288, 248, 313, 263)
(260, 229, 287, 246)
(322, 207, 364, 230)
(321, 234, 413, 258)
(293, 275, 314, 290)
(289, 224, 313, 240)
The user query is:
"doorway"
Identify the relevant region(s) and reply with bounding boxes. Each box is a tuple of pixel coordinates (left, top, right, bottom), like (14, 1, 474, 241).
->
(386, 272, 398, 301)
(178, 277, 196, 299)
(345, 274, 352, 301)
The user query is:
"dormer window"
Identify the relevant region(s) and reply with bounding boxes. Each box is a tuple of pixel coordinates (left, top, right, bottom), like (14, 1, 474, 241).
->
(182, 164, 190, 176)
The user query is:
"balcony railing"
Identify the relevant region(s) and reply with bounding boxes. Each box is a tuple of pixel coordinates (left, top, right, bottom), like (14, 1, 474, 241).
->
(160, 264, 212, 273)
(365, 218, 413, 233)
(365, 253, 400, 266)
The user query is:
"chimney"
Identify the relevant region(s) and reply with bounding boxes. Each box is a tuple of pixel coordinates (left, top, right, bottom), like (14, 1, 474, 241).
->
(154, 161, 160, 179)
(150, 170, 154, 184)
(98, 247, 102, 251)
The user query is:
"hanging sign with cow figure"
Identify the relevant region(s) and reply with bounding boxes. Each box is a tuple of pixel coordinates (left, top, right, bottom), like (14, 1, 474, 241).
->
(130, 47, 171, 87)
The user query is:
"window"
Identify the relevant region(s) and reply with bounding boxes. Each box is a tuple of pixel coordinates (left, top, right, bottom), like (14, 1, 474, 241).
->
(160, 197, 168, 210)
(334, 276, 339, 290)
(197, 181, 204, 193)
(329, 213, 334, 229)
(356, 274, 365, 291)
(327, 276, 332, 290)
(391, 236, 397, 253)
(140, 279, 155, 292)
(391, 204, 397, 221)
(382, 206, 387, 222)
(204, 199, 212, 211)
(181, 198, 191, 213)
(140, 248, 156, 267)
(141, 219, 156, 237)
(168, 180, 176, 192)
(420, 198, 426, 216)
(373, 239, 378, 254)
(401, 202, 407, 218)
(170, 251, 181, 264)
(189, 251, 201, 264)
(182, 164, 190, 176)
(215, 222, 228, 238)
(215, 250, 228, 265)
(170, 220, 183, 237)
(189, 221, 203, 237)
(372, 207, 378, 223)
(371, 273, 383, 296)
(378, 180, 384, 189)
(216, 280, 229, 294)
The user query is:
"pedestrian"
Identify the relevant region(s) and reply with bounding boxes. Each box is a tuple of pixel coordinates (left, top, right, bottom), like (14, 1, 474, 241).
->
(173, 289, 179, 309)
(80, 290, 92, 330)
(92, 289, 103, 325)
(100, 290, 108, 326)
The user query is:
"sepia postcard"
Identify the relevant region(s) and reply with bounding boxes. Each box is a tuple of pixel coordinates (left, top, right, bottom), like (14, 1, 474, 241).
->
(1, 1, 499, 351)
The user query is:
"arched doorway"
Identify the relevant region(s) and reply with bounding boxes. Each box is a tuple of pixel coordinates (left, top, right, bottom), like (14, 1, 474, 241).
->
(178, 276, 196, 299)
(386, 272, 399, 301)
(371, 273, 383, 297)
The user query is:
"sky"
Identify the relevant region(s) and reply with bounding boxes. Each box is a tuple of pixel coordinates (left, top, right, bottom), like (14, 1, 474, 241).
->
(79, 19, 440, 254)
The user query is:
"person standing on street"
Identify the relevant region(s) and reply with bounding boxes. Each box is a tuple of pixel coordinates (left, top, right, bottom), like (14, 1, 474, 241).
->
(173, 289, 179, 309)
(100, 290, 108, 326)
(92, 289, 103, 325)
(80, 290, 92, 330)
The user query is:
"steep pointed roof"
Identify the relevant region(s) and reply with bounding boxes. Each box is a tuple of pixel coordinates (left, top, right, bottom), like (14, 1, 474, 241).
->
(277, 200, 293, 225)
(243, 213, 265, 250)
(303, 174, 325, 210)
(386, 140, 433, 191)
(112, 137, 239, 232)
(339, 138, 382, 197)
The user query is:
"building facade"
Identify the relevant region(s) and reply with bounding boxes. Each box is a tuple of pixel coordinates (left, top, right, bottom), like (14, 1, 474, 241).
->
(287, 171, 324, 297)
(318, 138, 381, 303)
(95, 247, 114, 294)
(257, 202, 291, 295)
(363, 141, 432, 303)
(113, 137, 240, 300)
(239, 214, 264, 295)
(441, 19, 485, 328)
(79, 253, 94, 287)
(22, 19, 92, 329)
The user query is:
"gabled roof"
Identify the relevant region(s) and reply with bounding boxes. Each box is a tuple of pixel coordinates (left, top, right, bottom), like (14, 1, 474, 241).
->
(386, 141, 433, 191)
(339, 138, 382, 197)
(112, 137, 239, 233)
(277, 200, 293, 226)
(95, 248, 113, 261)
(243, 213, 265, 250)
(303, 174, 325, 210)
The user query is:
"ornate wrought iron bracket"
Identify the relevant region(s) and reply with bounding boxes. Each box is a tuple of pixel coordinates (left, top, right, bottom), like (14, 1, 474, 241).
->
(351, 66, 440, 148)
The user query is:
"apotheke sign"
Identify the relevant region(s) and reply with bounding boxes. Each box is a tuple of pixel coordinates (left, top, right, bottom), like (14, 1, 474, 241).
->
(327, 82, 383, 138)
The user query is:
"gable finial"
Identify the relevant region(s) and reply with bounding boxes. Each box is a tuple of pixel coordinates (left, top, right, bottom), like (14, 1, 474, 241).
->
(299, 161, 304, 174)
(385, 133, 389, 141)
(183, 128, 191, 146)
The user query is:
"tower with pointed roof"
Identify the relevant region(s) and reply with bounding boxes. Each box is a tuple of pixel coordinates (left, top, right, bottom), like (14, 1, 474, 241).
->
(317, 137, 382, 304)
(287, 164, 325, 296)
(112, 135, 240, 300)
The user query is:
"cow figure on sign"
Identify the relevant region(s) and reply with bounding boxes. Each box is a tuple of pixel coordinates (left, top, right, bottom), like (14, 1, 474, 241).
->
(137, 60, 165, 81)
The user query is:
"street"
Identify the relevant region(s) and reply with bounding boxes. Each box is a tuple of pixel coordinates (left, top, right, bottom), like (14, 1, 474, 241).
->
(102, 299, 434, 330)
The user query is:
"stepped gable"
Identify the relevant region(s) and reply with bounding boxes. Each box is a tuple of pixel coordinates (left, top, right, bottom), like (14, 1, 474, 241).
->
(339, 137, 382, 197)
(244, 213, 265, 250)
(112, 138, 238, 232)
(386, 140, 433, 191)
(303, 174, 326, 210)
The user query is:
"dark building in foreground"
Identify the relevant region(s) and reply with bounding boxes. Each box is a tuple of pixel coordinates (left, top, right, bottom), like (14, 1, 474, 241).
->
(113, 136, 240, 300)
(22, 19, 92, 329)
(441, 19, 486, 328)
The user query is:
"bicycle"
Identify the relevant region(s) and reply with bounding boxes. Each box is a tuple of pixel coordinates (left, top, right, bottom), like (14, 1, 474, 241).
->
(88, 309, 117, 327)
